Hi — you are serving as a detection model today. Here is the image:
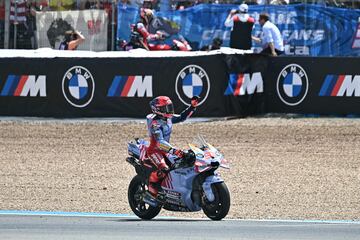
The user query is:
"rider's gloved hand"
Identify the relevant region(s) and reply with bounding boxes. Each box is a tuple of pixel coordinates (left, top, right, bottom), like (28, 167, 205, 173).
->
(191, 96, 200, 108)
(170, 148, 184, 158)
(155, 31, 165, 40)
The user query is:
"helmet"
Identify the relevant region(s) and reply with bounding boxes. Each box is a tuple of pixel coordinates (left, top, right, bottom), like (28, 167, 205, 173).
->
(140, 8, 154, 25)
(150, 96, 174, 118)
(239, 3, 248, 13)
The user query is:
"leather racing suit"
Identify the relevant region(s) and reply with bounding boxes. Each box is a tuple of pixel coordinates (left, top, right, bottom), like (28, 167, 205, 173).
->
(145, 105, 196, 197)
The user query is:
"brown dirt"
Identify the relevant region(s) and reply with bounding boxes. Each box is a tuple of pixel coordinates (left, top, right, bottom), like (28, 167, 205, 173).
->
(0, 117, 359, 220)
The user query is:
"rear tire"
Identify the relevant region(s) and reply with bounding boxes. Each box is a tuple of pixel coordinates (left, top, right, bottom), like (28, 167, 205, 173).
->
(128, 175, 161, 220)
(202, 182, 230, 220)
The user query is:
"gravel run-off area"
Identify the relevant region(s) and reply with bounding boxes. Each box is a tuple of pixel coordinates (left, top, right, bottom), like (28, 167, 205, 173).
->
(0, 117, 359, 220)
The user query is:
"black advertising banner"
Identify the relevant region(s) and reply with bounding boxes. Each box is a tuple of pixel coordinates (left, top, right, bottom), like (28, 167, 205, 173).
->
(224, 54, 268, 116)
(0, 54, 267, 118)
(266, 57, 360, 115)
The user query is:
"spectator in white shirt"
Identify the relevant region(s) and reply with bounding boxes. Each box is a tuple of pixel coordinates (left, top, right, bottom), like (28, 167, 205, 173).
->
(252, 12, 284, 56)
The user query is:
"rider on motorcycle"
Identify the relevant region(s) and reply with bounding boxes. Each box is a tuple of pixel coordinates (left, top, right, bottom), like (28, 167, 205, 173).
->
(143, 96, 200, 204)
(129, 8, 164, 50)
(127, 8, 191, 51)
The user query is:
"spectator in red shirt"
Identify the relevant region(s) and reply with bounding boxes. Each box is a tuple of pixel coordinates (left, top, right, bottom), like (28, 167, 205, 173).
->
(9, 0, 32, 49)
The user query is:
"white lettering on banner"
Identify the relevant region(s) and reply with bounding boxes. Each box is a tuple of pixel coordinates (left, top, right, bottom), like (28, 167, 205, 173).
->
(252, 11, 297, 25)
(282, 29, 325, 43)
(337, 75, 360, 97)
(201, 30, 231, 41)
(66, 72, 72, 80)
(203, 29, 324, 43)
(128, 76, 153, 97)
(285, 45, 310, 55)
(21, 75, 47, 97)
(75, 68, 82, 75)
(240, 72, 263, 95)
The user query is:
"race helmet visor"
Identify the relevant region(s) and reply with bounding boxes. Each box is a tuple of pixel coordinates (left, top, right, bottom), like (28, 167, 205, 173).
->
(158, 103, 174, 114)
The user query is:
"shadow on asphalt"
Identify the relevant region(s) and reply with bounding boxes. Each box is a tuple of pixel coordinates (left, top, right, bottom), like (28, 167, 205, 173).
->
(109, 218, 210, 222)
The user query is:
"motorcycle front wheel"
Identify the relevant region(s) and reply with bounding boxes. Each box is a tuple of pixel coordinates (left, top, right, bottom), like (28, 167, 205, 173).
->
(202, 182, 230, 221)
(128, 175, 162, 220)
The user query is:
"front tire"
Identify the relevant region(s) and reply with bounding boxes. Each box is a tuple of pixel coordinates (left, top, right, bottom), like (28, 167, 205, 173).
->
(128, 175, 161, 220)
(202, 182, 230, 220)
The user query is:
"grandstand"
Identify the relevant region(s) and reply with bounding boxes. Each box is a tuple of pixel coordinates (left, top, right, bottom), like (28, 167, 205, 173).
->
(0, 0, 359, 50)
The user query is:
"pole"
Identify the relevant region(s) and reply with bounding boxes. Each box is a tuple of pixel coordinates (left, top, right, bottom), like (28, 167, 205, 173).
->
(4, 0, 10, 48)
(111, 0, 115, 51)
(14, 0, 18, 49)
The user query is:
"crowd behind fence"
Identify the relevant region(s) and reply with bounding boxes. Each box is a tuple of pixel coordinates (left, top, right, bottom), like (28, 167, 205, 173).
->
(0, 0, 359, 50)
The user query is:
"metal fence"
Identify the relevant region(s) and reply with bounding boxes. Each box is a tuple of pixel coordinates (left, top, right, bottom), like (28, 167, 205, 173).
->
(0, 0, 359, 50)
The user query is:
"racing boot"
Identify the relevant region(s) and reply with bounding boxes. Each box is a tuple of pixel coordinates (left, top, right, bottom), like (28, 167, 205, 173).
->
(143, 169, 168, 207)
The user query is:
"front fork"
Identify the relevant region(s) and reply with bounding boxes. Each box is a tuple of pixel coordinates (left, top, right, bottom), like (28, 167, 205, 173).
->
(202, 173, 224, 202)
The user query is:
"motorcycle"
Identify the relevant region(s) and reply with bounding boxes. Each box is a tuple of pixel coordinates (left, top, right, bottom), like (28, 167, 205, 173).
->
(126, 135, 230, 220)
(118, 30, 192, 51)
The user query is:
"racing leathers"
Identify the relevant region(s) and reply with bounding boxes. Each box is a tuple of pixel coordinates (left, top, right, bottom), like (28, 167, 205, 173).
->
(130, 22, 169, 50)
(145, 105, 196, 198)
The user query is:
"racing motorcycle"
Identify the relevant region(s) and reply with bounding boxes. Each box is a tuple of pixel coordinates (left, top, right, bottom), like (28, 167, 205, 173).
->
(126, 135, 230, 220)
(119, 31, 192, 51)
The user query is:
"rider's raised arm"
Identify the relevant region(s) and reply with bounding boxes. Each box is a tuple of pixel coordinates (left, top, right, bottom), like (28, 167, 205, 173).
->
(171, 105, 196, 124)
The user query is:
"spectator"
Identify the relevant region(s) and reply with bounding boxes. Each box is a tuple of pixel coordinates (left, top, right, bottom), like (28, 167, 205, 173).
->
(85, 0, 100, 9)
(175, 0, 193, 10)
(256, 0, 268, 4)
(10, 0, 32, 49)
(224, 3, 255, 50)
(244, 0, 258, 4)
(270, 0, 288, 4)
(200, 37, 223, 51)
(252, 12, 284, 56)
(59, 30, 85, 50)
(141, 0, 160, 10)
(34, 0, 51, 11)
(49, 0, 75, 10)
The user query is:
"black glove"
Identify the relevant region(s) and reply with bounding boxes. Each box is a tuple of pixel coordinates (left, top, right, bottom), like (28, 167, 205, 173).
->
(183, 150, 196, 165)
(191, 96, 200, 107)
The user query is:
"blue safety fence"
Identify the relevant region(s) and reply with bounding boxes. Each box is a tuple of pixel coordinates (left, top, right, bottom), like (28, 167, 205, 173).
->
(117, 3, 360, 56)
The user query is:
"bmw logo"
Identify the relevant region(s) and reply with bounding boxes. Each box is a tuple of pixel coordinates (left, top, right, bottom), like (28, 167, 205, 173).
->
(276, 64, 309, 106)
(62, 66, 95, 108)
(175, 65, 210, 106)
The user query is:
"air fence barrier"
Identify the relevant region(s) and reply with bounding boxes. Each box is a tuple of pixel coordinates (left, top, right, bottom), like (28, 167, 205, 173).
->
(1, 49, 360, 118)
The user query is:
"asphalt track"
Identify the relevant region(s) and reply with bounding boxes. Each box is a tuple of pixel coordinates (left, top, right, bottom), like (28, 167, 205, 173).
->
(0, 212, 360, 240)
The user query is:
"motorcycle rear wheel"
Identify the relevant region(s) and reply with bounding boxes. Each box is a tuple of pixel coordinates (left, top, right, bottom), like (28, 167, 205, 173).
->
(202, 182, 230, 221)
(128, 175, 162, 220)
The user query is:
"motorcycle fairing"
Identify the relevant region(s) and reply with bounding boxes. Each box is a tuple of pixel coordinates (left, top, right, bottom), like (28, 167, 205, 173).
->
(202, 174, 224, 202)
